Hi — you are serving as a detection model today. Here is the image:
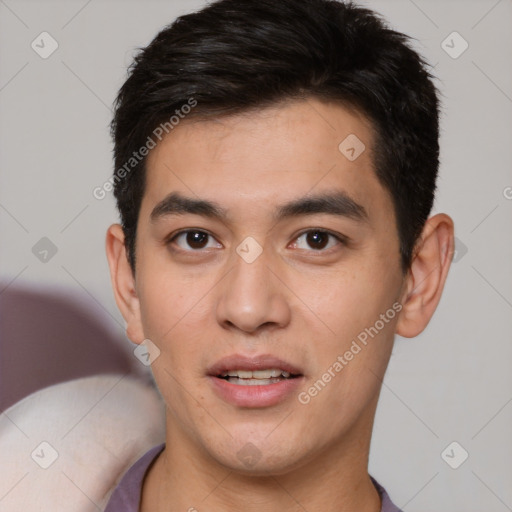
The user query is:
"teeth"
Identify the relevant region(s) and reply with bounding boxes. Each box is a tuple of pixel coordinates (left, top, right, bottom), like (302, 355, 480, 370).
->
(220, 368, 292, 379)
(234, 370, 253, 378)
(226, 377, 284, 386)
(253, 370, 278, 379)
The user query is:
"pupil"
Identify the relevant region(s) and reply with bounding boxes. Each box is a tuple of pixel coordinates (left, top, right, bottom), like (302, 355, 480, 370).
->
(307, 231, 328, 250)
(187, 231, 208, 249)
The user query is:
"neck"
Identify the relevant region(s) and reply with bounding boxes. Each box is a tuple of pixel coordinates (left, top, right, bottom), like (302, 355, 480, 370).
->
(141, 409, 381, 512)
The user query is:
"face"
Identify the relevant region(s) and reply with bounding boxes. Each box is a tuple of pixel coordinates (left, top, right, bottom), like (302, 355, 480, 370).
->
(124, 99, 408, 474)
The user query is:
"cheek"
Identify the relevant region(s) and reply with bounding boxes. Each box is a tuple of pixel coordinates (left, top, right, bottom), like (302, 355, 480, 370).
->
(136, 272, 218, 396)
(293, 264, 396, 345)
(299, 319, 395, 432)
(136, 259, 214, 343)
(294, 265, 399, 393)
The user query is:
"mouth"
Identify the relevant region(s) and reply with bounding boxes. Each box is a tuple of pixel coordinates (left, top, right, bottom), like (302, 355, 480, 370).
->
(216, 368, 301, 386)
(207, 354, 304, 408)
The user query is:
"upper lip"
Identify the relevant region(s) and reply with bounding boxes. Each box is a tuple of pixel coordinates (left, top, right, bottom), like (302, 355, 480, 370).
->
(207, 354, 303, 377)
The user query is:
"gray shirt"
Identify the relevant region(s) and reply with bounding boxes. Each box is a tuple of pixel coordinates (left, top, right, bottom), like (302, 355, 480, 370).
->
(105, 444, 403, 511)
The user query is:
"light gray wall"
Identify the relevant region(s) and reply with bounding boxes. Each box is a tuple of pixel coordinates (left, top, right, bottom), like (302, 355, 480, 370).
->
(1, 0, 511, 510)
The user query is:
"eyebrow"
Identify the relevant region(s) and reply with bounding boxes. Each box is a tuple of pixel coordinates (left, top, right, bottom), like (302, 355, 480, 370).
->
(150, 191, 369, 224)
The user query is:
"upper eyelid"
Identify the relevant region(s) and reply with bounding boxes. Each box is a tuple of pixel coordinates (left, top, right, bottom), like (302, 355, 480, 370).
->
(168, 229, 221, 247)
(291, 229, 347, 250)
(294, 228, 346, 241)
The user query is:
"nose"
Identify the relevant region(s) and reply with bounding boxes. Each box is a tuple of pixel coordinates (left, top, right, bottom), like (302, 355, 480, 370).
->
(215, 247, 291, 335)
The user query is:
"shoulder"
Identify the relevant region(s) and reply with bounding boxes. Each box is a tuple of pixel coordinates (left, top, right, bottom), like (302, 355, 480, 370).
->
(371, 476, 404, 512)
(104, 443, 165, 512)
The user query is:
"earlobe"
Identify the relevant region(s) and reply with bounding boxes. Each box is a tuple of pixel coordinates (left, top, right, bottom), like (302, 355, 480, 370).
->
(105, 224, 145, 344)
(395, 213, 454, 338)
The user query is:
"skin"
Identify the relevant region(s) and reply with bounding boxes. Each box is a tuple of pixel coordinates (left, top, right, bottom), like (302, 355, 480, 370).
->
(106, 98, 454, 512)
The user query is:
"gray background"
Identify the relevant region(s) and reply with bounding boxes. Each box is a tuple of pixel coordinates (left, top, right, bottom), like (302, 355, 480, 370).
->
(1, 0, 511, 510)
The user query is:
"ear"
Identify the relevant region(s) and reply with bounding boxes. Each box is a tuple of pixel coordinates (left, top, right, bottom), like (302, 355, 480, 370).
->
(105, 224, 145, 344)
(396, 213, 455, 338)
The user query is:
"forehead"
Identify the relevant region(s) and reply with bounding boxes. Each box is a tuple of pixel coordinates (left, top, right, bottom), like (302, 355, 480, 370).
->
(142, 99, 394, 226)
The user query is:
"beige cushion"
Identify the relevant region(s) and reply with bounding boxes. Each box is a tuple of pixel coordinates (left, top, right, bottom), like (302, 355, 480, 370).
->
(0, 374, 165, 511)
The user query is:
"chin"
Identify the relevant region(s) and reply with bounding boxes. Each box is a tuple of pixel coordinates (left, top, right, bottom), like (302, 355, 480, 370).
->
(205, 434, 311, 477)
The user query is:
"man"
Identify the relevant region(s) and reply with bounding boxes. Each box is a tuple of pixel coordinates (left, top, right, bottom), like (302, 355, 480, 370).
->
(104, 0, 454, 510)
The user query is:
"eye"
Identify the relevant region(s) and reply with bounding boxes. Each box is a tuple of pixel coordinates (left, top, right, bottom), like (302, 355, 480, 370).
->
(168, 230, 222, 251)
(291, 229, 345, 251)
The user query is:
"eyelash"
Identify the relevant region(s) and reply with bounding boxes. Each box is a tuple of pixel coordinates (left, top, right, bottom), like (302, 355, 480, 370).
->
(165, 228, 347, 254)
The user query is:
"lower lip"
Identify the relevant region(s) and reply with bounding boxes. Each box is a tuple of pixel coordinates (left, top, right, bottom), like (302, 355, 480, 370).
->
(208, 376, 304, 408)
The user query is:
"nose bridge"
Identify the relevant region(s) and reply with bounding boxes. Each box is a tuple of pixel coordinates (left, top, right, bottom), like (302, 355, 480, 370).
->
(215, 242, 290, 333)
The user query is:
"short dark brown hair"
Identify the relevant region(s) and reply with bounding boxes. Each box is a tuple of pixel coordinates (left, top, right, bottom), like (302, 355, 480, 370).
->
(111, 0, 440, 273)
